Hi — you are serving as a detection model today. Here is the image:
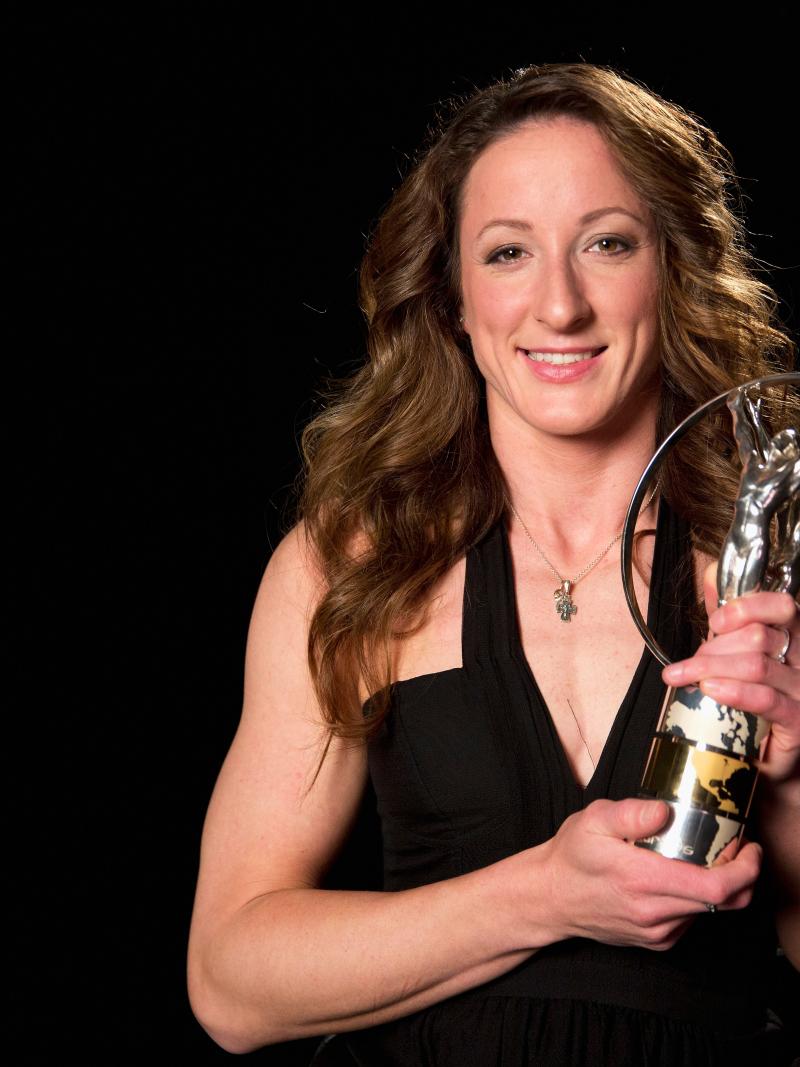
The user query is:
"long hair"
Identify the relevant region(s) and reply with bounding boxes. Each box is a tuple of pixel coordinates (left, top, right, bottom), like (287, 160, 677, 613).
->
(299, 63, 796, 753)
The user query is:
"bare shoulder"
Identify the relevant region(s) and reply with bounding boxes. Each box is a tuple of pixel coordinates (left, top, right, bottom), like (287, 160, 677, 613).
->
(248, 522, 323, 634)
(239, 520, 367, 811)
(243, 523, 321, 681)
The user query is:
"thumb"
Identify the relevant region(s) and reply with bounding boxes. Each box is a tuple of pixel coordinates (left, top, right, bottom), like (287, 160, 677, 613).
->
(604, 797, 671, 841)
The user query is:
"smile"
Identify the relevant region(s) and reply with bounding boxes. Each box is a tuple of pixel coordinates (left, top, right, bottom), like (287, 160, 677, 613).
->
(522, 348, 604, 365)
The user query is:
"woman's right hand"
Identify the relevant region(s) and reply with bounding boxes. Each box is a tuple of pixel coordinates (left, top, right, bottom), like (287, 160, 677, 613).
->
(521, 798, 762, 952)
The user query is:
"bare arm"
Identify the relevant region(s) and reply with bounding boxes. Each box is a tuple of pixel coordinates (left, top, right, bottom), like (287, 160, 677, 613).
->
(186, 527, 546, 1051)
(187, 528, 764, 1054)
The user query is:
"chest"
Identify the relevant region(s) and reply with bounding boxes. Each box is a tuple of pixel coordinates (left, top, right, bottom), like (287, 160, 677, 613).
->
(514, 555, 652, 788)
(391, 533, 658, 792)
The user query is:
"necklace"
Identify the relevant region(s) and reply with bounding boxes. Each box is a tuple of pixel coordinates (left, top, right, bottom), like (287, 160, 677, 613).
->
(508, 482, 659, 623)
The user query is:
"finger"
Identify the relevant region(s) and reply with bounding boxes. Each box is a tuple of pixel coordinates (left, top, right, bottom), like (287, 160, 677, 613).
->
(711, 834, 741, 866)
(708, 591, 799, 637)
(698, 678, 800, 727)
(678, 622, 794, 661)
(704, 835, 758, 906)
(709, 838, 763, 893)
(651, 872, 755, 917)
(721, 881, 756, 911)
(624, 840, 763, 908)
(585, 797, 671, 842)
(702, 842, 760, 911)
(682, 841, 763, 911)
(625, 895, 708, 930)
(663, 651, 800, 705)
(585, 803, 764, 909)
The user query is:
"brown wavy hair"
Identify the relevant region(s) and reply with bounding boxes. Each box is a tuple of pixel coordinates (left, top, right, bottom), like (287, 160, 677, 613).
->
(298, 62, 797, 756)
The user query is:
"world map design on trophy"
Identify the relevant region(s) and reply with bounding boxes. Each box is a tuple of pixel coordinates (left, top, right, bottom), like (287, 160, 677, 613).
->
(661, 685, 769, 759)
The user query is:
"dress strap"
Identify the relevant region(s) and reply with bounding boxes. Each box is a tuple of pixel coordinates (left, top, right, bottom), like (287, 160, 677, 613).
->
(462, 516, 516, 667)
(646, 499, 698, 663)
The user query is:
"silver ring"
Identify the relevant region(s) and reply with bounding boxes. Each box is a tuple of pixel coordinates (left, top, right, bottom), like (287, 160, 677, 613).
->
(705, 902, 717, 913)
(775, 626, 791, 664)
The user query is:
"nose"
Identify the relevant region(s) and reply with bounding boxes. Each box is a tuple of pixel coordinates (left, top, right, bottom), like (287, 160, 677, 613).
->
(531, 257, 592, 333)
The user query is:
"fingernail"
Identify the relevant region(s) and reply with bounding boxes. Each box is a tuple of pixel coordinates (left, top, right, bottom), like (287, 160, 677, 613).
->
(663, 664, 684, 683)
(701, 680, 724, 696)
(641, 801, 665, 828)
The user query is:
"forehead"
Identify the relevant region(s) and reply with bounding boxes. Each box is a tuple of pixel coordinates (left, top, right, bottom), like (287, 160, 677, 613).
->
(459, 117, 649, 230)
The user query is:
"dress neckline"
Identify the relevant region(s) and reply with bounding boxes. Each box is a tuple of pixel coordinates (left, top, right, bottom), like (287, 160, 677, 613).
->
(484, 500, 670, 801)
(365, 499, 675, 796)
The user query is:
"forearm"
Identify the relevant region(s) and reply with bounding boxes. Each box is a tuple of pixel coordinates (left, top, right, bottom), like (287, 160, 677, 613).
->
(755, 773, 800, 969)
(189, 848, 554, 1053)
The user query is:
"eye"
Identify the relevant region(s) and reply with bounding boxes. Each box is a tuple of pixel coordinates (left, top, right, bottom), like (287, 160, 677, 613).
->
(486, 245, 527, 265)
(588, 236, 633, 255)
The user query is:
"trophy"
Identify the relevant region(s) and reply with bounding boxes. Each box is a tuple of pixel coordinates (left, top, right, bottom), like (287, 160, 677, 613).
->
(621, 373, 800, 867)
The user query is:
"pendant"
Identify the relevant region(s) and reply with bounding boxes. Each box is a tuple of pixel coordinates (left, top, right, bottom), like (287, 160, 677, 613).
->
(554, 580, 577, 622)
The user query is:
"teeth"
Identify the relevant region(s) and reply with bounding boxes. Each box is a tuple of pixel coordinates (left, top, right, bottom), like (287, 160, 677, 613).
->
(524, 350, 597, 365)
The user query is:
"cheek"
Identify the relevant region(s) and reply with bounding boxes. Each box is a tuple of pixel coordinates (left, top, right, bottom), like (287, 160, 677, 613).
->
(609, 272, 659, 335)
(465, 280, 528, 335)
(638, 290, 661, 351)
(629, 286, 661, 371)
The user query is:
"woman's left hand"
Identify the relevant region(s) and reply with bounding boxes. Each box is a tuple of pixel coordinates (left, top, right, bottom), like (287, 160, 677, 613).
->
(662, 562, 800, 786)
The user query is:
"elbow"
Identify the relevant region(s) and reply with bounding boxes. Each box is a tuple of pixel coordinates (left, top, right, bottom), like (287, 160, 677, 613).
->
(191, 1014, 261, 1056)
(201, 1026, 270, 1057)
(188, 983, 280, 1055)
(187, 949, 283, 1054)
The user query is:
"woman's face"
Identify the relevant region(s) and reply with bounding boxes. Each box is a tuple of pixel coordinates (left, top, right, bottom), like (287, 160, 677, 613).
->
(458, 116, 660, 443)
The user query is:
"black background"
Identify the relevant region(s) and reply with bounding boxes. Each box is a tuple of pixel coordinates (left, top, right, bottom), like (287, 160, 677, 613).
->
(11, 6, 800, 1063)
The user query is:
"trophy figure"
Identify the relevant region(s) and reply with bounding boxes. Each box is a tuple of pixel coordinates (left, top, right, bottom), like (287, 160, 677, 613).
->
(621, 374, 800, 867)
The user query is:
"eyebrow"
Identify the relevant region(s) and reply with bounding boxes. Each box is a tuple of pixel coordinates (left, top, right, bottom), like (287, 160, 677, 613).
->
(476, 206, 647, 240)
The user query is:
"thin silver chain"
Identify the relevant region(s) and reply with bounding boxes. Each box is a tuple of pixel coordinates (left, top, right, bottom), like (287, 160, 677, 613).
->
(507, 481, 660, 588)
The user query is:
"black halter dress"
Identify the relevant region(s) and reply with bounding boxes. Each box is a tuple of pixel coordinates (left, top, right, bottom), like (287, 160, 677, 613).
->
(341, 501, 778, 1066)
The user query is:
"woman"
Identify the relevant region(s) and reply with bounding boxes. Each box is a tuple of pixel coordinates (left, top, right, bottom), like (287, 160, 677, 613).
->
(187, 64, 800, 1064)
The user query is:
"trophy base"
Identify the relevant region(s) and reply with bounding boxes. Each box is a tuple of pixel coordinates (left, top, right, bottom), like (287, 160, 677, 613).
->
(640, 733, 756, 821)
(634, 732, 756, 865)
(634, 795, 744, 867)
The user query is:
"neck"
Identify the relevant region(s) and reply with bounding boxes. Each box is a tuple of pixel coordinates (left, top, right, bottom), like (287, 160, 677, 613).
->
(491, 396, 660, 569)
